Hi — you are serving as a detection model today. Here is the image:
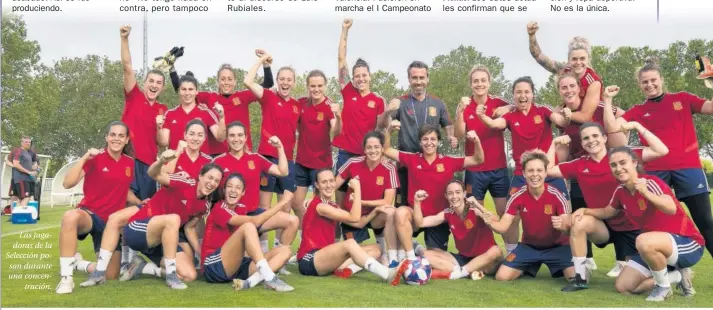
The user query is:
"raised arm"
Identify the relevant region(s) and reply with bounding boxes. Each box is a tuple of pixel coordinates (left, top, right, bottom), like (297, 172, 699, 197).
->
(382, 122, 401, 162)
(63, 148, 99, 189)
(483, 211, 516, 235)
(601, 86, 629, 146)
(527, 21, 567, 74)
(548, 107, 572, 128)
(317, 178, 363, 223)
(120, 25, 137, 93)
(475, 105, 507, 130)
(148, 149, 178, 187)
(463, 131, 484, 168)
(377, 99, 400, 130)
(169, 66, 180, 92)
(545, 136, 570, 178)
(330, 102, 343, 138)
(243, 54, 271, 100)
(454, 98, 468, 139)
(265, 136, 289, 177)
(412, 191, 445, 229)
(256, 49, 275, 89)
(620, 121, 669, 162)
(338, 19, 353, 88)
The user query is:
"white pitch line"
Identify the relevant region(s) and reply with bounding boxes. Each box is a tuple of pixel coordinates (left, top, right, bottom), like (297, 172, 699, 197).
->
(1, 225, 60, 237)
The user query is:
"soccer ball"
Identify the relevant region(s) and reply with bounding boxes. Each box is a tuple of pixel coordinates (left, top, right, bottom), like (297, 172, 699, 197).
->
(402, 257, 432, 285)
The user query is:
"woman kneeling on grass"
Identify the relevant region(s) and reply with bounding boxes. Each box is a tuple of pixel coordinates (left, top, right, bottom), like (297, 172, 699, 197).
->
(203, 173, 293, 292)
(414, 180, 503, 281)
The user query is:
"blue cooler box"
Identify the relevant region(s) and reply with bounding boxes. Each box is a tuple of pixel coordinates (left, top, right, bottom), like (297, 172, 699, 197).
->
(11, 201, 38, 224)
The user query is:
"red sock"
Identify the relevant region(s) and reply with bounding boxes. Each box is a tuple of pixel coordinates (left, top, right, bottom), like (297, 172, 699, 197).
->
(333, 268, 353, 279)
(430, 269, 451, 280)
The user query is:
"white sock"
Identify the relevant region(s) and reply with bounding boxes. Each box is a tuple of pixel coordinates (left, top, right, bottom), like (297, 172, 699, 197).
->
(260, 240, 268, 253)
(449, 265, 465, 280)
(505, 243, 517, 253)
(573, 256, 587, 280)
(121, 246, 130, 264)
(96, 249, 113, 272)
(142, 262, 162, 277)
(164, 258, 177, 275)
(406, 250, 416, 260)
(256, 259, 275, 282)
(652, 268, 670, 287)
(388, 250, 398, 262)
(60, 257, 75, 277)
(397, 250, 406, 261)
(246, 272, 264, 287)
(668, 270, 682, 284)
(74, 259, 92, 273)
(376, 236, 386, 254)
(128, 248, 137, 261)
(347, 264, 363, 274)
(364, 257, 389, 279)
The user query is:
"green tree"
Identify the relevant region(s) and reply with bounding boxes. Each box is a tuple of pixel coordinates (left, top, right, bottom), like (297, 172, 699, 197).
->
(370, 70, 404, 103)
(1, 14, 41, 110)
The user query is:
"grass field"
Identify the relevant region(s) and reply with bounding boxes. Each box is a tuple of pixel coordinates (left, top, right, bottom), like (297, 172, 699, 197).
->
(2, 195, 712, 308)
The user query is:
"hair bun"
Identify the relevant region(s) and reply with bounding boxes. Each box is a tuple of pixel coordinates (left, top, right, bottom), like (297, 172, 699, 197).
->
(185, 71, 195, 77)
(644, 56, 659, 66)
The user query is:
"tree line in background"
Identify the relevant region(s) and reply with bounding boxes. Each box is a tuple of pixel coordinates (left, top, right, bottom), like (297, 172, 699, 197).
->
(3, 13, 713, 178)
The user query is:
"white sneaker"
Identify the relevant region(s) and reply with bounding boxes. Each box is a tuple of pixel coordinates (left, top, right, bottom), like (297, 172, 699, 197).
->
(607, 261, 625, 278)
(55, 276, 74, 294)
(585, 258, 597, 271)
(287, 255, 298, 265)
(278, 266, 291, 275)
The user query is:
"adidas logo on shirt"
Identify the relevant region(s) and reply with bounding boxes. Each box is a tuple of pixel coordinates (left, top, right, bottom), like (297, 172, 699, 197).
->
(177, 165, 183, 170)
(514, 122, 520, 126)
(416, 165, 422, 169)
(582, 169, 589, 173)
(522, 207, 527, 212)
(172, 120, 177, 124)
(181, 200, 187, 205)
(643, 113, 651, 117)
(352, 97, 357, 101)
(102, 167, 109, 172)
(469, 115, 475, 119)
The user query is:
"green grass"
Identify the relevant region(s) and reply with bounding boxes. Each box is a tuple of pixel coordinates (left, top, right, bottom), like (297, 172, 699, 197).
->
(2, 196, 712, 307)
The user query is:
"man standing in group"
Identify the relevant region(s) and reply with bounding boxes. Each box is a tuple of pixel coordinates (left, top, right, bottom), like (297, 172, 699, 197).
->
(377, 61, 457, 207)
(11, 136, 39, 207)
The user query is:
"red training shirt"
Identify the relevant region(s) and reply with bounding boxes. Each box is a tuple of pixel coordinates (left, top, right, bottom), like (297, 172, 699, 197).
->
(121, 85, 167, 165)
(163, 105, 219, 153)
(79, 150, 134, 222)
(462, 96, 508, 172)
(212, 152, 272, 213)
(502, 104, 554, 175)
(444, 208, 497, 258)
(197, 90, 259, 153)
(296, 97, 335, 169)
(332, 83, 385, 155)
(337, 157, 399, 216)
(257, 89, 301, 160)
(505, 184, 570, 248)
(398, 152, 465, 216)
(297, 198, 338, 260)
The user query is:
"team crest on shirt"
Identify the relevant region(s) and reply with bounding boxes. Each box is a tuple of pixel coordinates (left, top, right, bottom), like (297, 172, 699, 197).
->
(506, 253, 516, 262)
(436, 164, 445, 172)
(248, 160, 255, 170)
(534, 115, 543, 124)
(293, 106, 299, 114)
(428, 107, 437, 117)
(376, 176, 384, 186)
(233, 97, 241, 106)
(317, 112, 324, 121)
(673, 101, 683, 111)
(509, 187, 518, 196)
(638, 199, 647, 210)
(260, 176, 268, 186)
(544, 204, 553, 215)
(125, 167, 131, 177)
(464, 218, 474, 230)
(368, 100, 376, 108)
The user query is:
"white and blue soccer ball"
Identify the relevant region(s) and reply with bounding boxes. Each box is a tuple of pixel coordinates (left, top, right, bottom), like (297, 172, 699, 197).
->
(402, 257, 432, 285)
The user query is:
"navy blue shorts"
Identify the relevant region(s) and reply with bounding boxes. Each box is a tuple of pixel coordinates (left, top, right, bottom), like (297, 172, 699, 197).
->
(259, 156, 296, 194)
(569, 179, 584, 199)
(509, 176, 569, 200)
(649, 169, 710, 199)
(628, 234, 704, 271)
(413, 223, 450, 250)
(247, 208, 266, 233)
(452, 253, 474, 267)
(335, 149, 359, 193)
(464, 168, 510, 201)
(77, 207, 120, 253)
(341, 222, 384, 244)
(203, 248, 252, 283)
(123, 218, 184, 265)
(593, 222, 640, 259)
(503, 243, 573, 278)
(295, 163, 320, 188)
(130, 160, 158, 201)
(298, 249, 323, 277)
